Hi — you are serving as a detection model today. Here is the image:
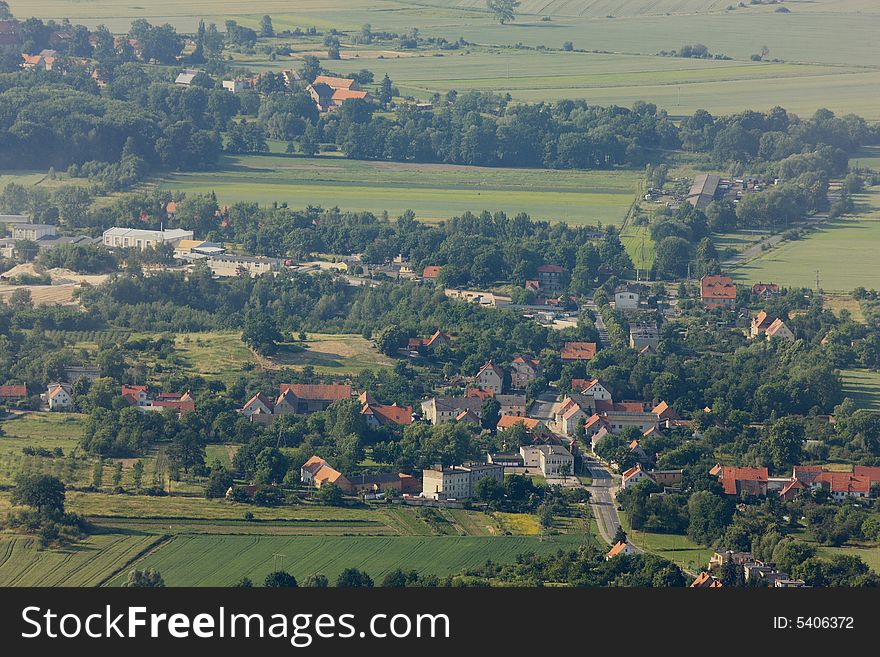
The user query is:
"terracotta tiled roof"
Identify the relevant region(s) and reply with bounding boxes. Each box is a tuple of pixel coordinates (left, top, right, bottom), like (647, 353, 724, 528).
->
(361, 403, 413, 426)
(279, 384, 352, 401)
(853, 466, 880, 483)
(313, 75, 357, 89)
(302, 455, 328, 475)
(332, 88, 368, 101)
(700, 275, 736, 300)
(815, 472, 870, 495)
(561, 342, 596, 361)
(606, 541, 629, 558)
(715, 466, 769, 496)
(422, 266, 441, 279)
(0, 384, 27, 397)
(537, 264, 565, 273)
(691, 572, 723, 588)
(497, 416, 544, 431)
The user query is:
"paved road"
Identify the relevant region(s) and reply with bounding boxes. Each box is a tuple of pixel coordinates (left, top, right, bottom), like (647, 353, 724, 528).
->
(585, 458, 626, 547)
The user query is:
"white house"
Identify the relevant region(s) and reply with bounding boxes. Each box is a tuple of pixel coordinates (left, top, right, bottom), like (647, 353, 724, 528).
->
(44, 383, 73, 410)
(614, 286, 640, 311)
(13, 224, 56, 241)
(606, 541, 636, 560)
(538, 445, 574, 477)
(102, 227, 193, 251)
(474, 361, 504, 394)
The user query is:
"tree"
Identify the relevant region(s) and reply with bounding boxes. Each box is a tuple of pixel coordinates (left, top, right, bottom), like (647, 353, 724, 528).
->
(376, 325, 407, 356)
(302, 573, 329, 587)
(265, 571, 298, 587)
(112, 462, 124, 490)
(132, 460, 144, 491)
(336, 568, 374, 587)
(242, 313, 283, 355)
(766, 416, 804, 470)
(124, 569, 165, 587)
(487, 0, 520, 24)
(0, 2, 11, 19)
(654, 236, 692, 279)
(316, 483, 344, 506)
(169, 427, 206, 475)
(260, 15, 275, 38)
(300, 55, 321, 83)
(474, 475, 504, 504)
(206, 466, 234, 498)
(687, 491, 734, 545)
(11, 474, 65, 517)
(379, 74, 393, 105)
(480, 397, 501, 431)
(612, 526, 628, 545)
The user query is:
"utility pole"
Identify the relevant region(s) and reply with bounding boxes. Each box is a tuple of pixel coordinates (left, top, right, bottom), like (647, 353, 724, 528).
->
(815, 269, 820, 293)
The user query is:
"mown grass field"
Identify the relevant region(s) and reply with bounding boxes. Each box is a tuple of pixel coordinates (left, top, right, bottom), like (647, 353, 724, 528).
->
(840, 369, 880, 412)
(168, 330, 393, 382)
(103, 533, 587, 586)
(731, 190, 880, 292)
(159, 154, 640, 225)
(620, 513, 713, 573)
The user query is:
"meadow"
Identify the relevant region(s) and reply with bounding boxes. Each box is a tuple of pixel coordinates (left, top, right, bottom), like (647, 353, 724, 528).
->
(102, 533, 588, 586)
(0, 413, 89, 486)
(619, 513, 713, 574)
(840, 370, 880, 412)
(731, 190, 880, 292)
(159, 154, 640, 225)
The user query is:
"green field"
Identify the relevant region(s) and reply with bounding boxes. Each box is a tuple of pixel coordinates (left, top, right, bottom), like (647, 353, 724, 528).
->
(103, 533, 587, 586)
(169, 331, 393, 382)
(620, 513, 713, 574)
(0, 413, 89, 485)
(731, 190, 880, 292)
(0, 534, 164, 587)
(159, 154, 639, 225)
(12, 0, 880, 123)
(841, 369, 880, 412)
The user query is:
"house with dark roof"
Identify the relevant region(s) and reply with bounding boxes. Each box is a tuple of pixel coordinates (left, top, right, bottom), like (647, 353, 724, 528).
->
(536, 264, 567, 294)
(510, 354, 541, 389)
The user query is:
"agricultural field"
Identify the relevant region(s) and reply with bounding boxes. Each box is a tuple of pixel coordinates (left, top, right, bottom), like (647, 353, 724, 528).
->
(840, 369, 880, 412)
(0, 534, 165, 587)
(102, 533, 587, 586)
(159, 154, 640, 225)
(10, 0, 880, 128)
(731, 190, 880, 292)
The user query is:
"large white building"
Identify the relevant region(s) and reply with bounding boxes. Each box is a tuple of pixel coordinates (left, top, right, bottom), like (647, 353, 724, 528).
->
(102, 227, 193, 251)
(421, 463, 504, 500)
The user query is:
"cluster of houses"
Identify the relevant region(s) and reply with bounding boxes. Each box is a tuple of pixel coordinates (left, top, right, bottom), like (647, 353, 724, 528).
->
(242, 386, 416, 427)
(300, 455, 420, 497)
(120, 385, 195, 413)
(750, 310, 794, 342)
(692, 550, 806, 588)
(711, 464, 880, 500)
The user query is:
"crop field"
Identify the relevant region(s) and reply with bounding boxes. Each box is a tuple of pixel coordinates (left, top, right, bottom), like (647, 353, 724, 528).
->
(159, 154, 640, 225)
(14, 0, 880, 68)
(840, 370, 880, 412)
(0, 534, 164, 587)
(103, 533, 587, 586)
(731, 190, 880, 293)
